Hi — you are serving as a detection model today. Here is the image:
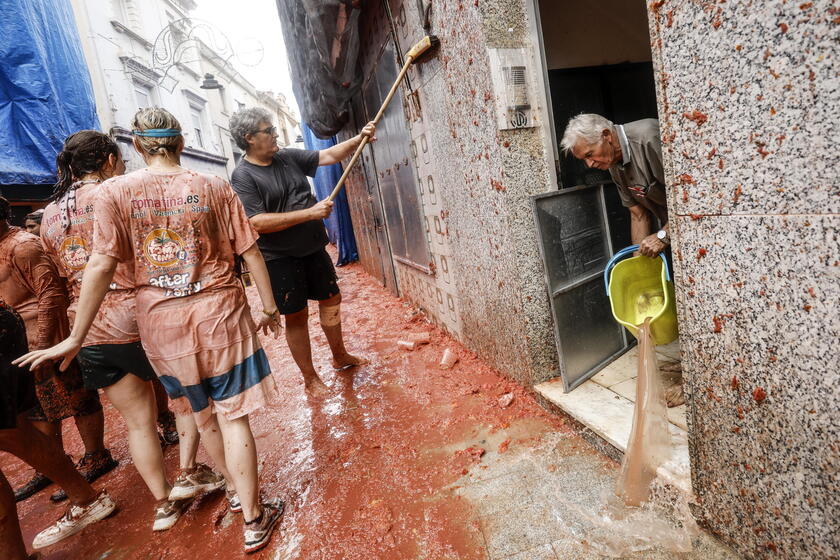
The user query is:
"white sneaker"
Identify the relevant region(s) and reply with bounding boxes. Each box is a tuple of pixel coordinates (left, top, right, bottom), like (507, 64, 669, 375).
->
(152, 497, 194, 531)
(32, 491, 116, 549)
(226, 487, 242, 513)
(243, 497, 284, 553)
(168, 463, 226, 500)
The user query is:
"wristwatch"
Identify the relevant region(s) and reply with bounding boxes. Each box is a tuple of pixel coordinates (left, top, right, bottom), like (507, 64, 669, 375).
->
(656, 229, 670, 245)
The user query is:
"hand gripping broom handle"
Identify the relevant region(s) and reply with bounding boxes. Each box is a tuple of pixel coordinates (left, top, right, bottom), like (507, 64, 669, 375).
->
(326, 36, 438, 202)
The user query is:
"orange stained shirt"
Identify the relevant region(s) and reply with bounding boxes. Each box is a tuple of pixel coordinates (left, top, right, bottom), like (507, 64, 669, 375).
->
(0, 227, 70, 350)
(92, 169, 259, 360)
(40, 182, 140, 346)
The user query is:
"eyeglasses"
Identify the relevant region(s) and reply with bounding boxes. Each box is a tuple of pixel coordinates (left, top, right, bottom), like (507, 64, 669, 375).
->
(256, 126, 277, 136)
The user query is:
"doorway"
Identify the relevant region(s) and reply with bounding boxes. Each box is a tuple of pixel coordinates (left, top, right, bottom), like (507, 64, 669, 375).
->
(534, 0, 665, 390)
(531, 0, 690, 493)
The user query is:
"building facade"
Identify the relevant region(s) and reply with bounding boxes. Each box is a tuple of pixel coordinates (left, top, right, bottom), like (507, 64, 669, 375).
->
(69, 0, 299, 179)
(327, 1, 837, 559)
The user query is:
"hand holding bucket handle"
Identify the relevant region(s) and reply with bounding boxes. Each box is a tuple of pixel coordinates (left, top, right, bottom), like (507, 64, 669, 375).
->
(604, 245, 671, 295)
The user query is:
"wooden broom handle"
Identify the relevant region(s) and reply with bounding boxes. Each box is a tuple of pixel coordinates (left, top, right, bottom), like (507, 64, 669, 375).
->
(326, 54, 415, 202)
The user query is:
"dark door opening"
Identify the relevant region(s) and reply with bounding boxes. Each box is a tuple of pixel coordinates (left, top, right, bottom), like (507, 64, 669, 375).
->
(549, 62, 659, 190)
(534, 0, 666, 390)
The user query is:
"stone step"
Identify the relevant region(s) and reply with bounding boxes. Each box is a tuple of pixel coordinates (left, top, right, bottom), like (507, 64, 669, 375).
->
(535, 377, 693, 497)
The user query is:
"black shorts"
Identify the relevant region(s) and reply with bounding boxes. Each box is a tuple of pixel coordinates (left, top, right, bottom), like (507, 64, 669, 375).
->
(77, 342, 157, 391)
(0, 304, 37, 430)
(1, 369, 37, 430)
(266, 248, 340, 314)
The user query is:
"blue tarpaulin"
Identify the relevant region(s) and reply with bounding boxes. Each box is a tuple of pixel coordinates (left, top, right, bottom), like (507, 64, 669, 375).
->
(302, 123, 359, 266)
(0, 0, 100, 186)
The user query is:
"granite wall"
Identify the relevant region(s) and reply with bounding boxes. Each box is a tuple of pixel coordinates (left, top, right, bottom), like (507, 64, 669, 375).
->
(647, 1, 839, 558)
(428, 0, 560, 385)
(347, 0, 560, 386)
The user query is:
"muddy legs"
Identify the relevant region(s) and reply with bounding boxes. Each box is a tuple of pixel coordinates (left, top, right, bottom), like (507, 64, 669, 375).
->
(73, 409, 106, 454)
(188, 415, 234, 490)
(659, 361, 685, 407)
(0, 468, 28, 560)
(103, 376, 169, 500)
(318, 294, 366, 371)
(0, 415, 96, 506)
(284, 307, 329, 395)
(203, 414, 260, 521)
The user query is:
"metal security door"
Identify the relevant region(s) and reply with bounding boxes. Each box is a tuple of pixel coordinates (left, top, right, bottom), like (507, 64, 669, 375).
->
(350, 91, 399, 294)
(363, 38, 431, 272)
(532, 184, 631, 392)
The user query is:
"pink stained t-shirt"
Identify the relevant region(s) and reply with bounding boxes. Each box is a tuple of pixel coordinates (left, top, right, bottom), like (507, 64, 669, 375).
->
(40, 182, 140, 347)
(92, 168, 259, 360)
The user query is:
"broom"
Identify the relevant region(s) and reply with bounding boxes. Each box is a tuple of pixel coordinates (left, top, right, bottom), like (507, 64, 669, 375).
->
(326, 35, 440, 202)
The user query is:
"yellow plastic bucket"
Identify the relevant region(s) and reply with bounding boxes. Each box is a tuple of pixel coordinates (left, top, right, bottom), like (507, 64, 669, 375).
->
(603, 245, 678, 346)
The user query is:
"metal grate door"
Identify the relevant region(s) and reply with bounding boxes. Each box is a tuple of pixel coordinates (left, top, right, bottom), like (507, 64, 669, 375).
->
(532, 184, 632, 391)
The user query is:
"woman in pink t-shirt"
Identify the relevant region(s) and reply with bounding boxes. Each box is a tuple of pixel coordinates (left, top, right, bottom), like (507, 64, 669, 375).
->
(19, 109, 285, 553)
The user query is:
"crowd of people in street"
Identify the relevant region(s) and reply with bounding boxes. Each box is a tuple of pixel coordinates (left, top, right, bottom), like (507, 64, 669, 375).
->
(1, 105, 376, 557)
(0, 84, 683, 559)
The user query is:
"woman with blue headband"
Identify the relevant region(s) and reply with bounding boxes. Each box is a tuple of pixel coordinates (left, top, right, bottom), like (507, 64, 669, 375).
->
(17, 107, 286, 553)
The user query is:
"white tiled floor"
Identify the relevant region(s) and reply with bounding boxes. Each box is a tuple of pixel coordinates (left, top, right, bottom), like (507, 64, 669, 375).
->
(535, 338, 693, 497)
(589, 340, 687, 430)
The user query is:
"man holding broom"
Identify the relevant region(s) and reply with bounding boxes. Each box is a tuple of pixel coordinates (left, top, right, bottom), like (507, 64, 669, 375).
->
(229, 108, 375, 396)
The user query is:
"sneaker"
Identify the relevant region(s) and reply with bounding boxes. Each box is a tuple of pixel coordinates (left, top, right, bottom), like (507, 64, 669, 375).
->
(243, 498, 284, 554)
(14, 472, 52, 502)
(168, 463, 226, 500)
(157, 411, 179, 446)
(226, 487, 242, 513)
(152, 497, 193, 531)
(32, 491, 116, 549)
(51, 449, 119, 503)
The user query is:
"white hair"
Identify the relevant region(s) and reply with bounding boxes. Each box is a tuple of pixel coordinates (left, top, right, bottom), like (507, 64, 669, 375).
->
(560, 113, 615, 155)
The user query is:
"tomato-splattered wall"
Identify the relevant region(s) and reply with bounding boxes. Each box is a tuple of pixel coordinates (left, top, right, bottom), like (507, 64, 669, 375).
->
(649, 1, 838, 558)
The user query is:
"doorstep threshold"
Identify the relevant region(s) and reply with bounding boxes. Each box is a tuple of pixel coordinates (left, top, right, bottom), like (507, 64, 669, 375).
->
(535, 377, 692, 497)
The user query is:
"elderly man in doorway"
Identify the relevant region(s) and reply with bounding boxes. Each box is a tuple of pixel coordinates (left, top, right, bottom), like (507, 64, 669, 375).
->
(561, 113, 684, 407)
(229, 108, 375, 397)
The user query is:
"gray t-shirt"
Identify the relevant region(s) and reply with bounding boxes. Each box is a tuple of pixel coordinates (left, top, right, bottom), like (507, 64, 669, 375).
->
(608, 119, 669, 226)
(230, 149, 328, 260)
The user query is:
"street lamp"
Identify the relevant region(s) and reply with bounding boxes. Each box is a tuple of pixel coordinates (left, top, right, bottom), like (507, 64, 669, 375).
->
(200, 73, 222, 89)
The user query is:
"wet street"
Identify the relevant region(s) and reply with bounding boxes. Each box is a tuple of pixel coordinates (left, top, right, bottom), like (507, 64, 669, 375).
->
(5, 256, 738, 559)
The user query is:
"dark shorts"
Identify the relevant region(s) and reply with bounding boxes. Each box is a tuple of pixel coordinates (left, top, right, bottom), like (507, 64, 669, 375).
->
(0, 304, 38, 430)
(77, 342, 158, 391)
(266, 248, 340, 314)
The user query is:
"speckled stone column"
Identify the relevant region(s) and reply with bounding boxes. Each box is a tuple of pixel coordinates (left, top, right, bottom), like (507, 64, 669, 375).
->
(647, 1, 838, 558)
(407, 0, 559, 386)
